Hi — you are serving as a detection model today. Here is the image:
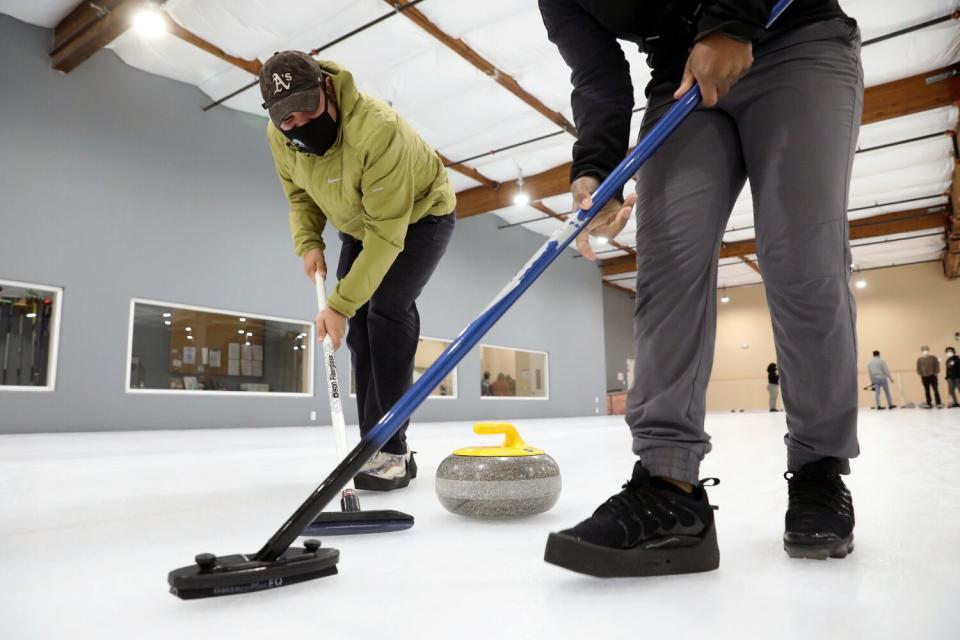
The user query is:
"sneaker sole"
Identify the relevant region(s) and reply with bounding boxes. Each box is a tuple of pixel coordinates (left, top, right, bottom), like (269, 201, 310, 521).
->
(543, 522, 720, 578)
(784, 534, 854, 560)
(353, 453, 418, 492)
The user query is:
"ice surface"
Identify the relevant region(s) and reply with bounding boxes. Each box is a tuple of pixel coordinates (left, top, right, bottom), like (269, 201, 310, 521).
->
(1, 411, 958, 639)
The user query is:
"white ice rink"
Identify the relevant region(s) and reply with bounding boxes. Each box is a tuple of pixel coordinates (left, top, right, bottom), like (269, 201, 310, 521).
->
(1, 410, 958, 639)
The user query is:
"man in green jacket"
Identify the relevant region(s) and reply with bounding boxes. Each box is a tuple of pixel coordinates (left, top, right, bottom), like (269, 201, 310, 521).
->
(260, 51, 456, 490)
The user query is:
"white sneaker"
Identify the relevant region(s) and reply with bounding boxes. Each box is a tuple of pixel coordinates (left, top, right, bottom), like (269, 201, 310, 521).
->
(354, 449, 417, 491)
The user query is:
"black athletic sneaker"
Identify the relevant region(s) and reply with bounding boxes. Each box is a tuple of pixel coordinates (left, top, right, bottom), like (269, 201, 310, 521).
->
(783, 457, 854, 559)
(544, 462, 719, 577)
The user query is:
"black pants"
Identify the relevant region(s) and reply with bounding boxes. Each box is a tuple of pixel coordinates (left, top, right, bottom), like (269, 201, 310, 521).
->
(337, 213, 455, 454)
(921, 375, 942, 406)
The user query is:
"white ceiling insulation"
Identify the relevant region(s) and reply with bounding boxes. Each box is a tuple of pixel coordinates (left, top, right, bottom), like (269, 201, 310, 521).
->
(2, 0, 958, 292)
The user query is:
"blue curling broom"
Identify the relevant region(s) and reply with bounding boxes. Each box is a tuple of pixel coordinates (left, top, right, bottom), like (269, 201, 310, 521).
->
(168, 0, 795, 599)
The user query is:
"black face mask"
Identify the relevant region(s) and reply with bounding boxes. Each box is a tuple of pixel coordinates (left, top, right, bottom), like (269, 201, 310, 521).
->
(283, 92, 339, 156)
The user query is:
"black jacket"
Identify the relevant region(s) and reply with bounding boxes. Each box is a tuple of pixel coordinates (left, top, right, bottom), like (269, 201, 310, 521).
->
(947, 355, 960, 380)
(539, 0, 849, 183)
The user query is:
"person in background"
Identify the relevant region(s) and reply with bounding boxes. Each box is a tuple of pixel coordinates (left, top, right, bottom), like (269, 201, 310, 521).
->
(767, 363, 780, 412)
(867, 350, 896, 410)
(916, 346, 943, 409)
(259, 52, 456, 491)
(945, 346, 959, 408)
(481, 371, 492, 396)
(490, 373, 508, 397)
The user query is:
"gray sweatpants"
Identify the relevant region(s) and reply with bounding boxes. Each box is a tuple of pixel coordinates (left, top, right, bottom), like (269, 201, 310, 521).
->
(626, 18, 863, 484)
(872, 378, 893, 408)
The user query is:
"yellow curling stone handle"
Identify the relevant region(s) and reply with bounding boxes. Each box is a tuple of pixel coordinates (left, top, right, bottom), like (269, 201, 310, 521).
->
(452, 422, 544, 457)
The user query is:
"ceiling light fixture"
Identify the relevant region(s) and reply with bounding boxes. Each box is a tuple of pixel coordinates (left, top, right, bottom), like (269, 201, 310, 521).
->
(239, 317, 247, 323)
(164, 320, 172, 326)
(133, 1, 167, 38)
(512, 169, 530, 207)
(238, 329, 245, 335)
(187, 335, 193, 340)
(855, 279, 867, 289)
(162, 312, 171, 318)
(185, 327, 191, 332)
(596, 236, 609, 245)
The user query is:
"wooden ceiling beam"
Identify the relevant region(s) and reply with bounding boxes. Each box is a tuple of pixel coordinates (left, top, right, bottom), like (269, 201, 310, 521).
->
(50, 0, 141, 73)
(600, 205, 952, 277)
(862, 65, 960, 125)
(384, 0, 575, 136)
(739, 255, 761, 274)
(457, 65, 960, 217)
(457, 163, 570, 218)
(437, 153, 498, 189)
(52, 0, 128, 51)
(161, 15, 262, 76)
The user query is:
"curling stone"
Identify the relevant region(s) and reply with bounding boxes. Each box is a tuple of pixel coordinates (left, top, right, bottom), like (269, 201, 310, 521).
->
(435, 422, 561, 519)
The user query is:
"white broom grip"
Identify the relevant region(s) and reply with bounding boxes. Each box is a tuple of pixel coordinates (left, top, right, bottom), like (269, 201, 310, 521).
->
(314, 271, 352, 486)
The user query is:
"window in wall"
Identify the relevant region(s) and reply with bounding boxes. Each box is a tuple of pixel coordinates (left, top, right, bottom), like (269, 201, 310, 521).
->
(0, 279, 63, 391)
(350, 336, 456, 398)
(127, 299, 312, 395)
(480, 344, 549, 399)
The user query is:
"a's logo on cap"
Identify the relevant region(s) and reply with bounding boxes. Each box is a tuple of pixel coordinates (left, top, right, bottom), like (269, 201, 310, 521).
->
(272, 72, 293, 94)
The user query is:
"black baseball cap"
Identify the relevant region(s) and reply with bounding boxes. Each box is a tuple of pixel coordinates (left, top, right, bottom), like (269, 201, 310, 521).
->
(259, 51, 327, 128)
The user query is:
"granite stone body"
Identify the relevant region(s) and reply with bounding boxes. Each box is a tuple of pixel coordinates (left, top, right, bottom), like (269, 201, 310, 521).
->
(435, 453, 561, 519)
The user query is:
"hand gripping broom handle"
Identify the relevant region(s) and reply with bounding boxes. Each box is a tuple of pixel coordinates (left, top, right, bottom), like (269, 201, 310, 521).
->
(254, 0, 794, 562)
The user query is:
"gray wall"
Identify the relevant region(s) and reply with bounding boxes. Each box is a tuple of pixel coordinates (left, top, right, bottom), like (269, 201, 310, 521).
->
(602, 285, 634, 392)
(0, 16, 607, 433)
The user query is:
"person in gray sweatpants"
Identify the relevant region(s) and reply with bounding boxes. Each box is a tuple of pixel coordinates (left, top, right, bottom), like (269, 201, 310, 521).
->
(867, 350, 896, 409)
(628, 18, 862, 483)
(541, 0, 862, 577)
